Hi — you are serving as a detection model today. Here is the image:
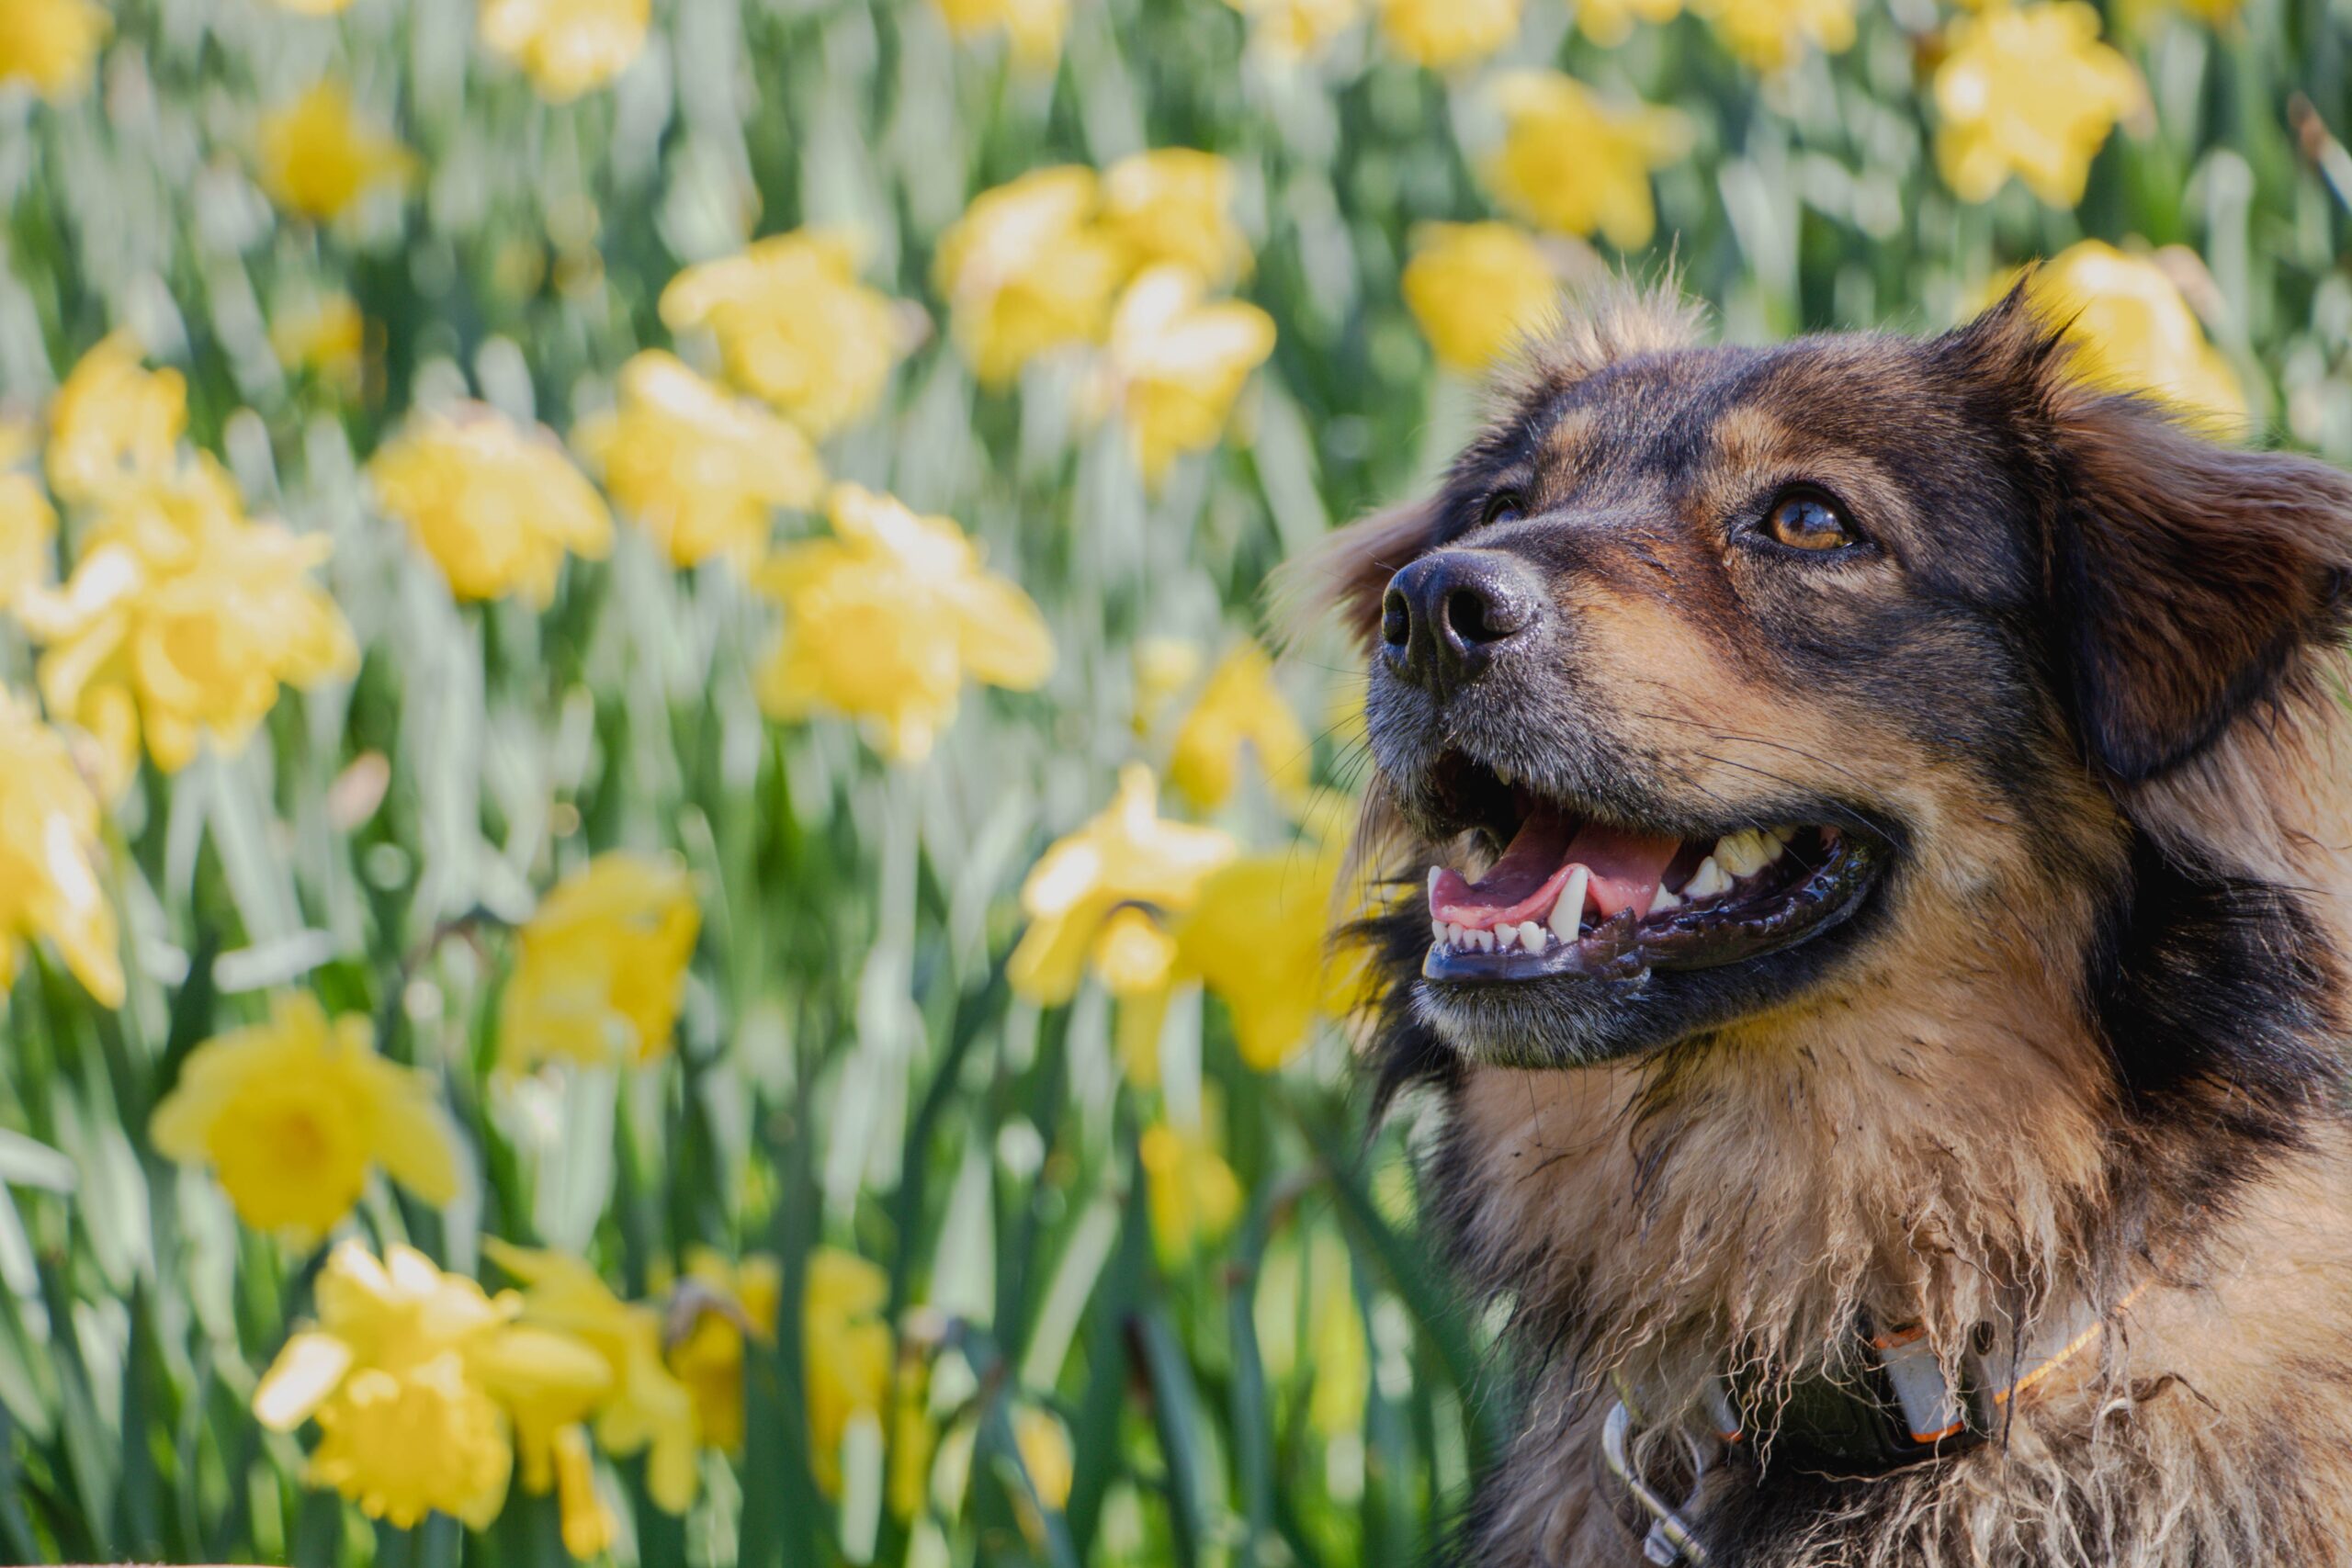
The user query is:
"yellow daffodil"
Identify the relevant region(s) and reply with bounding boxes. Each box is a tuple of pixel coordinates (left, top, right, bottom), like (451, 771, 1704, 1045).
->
(753, 483, 1053, 761)
(498, 852, 700, 1070)
(255, 1243, 550, 1530)
(1009, 763, 1237, 1006)
(483, 1241, 703, 1513)
(1139, 1122, 1244, 1260)
(270, 292, 368, 392)
(478, 0, 650, 101)
(802, 1248, 894, 1497)
(1132, 636, 1204, 733)
(577, 351, 824, 570)
(0, 470, 56, 610)
(20, 456, 358, 793)
(791, 1249, 933, 1514)
(0, 690, 121, 1008)
(1401, 221, 1560, 374)
(1171, 836, 1348, 1071)
(1101, 150, 1251, 285)
(150, 993, 460, 1242)
(2016, 242, 2245, 427)
(471, 1325, 613, 1504)
(548, 1423, 616, 1559)
(664, 1248, 781, 1455)
(1576, 0, 1685, 46)
(368, 403, 614, 604)
(1168, 642, 1309, 810)
(1934, 2, 2144, 208)
(1010, 1404, 1073, 1515)
(1092, 905, 1182, 998)
(1099, 265, 1277, 482)
(45, 333, 185, 508)
(1483, 71, 1690, 251)
(1225, 0, 1363, 61)
(658, 231, 904, 439)
(934, 167, 1127, 386)
(1378, 0, 1521, 67)
(0, 0, 109, 102)
(1692, 0, 1855, 71)
(255, 81, 414, 223)
(933, 0, 1069, 70)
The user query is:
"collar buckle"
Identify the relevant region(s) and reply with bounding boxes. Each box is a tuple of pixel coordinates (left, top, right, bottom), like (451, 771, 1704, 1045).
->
(1600, 1400, 1716, 1566)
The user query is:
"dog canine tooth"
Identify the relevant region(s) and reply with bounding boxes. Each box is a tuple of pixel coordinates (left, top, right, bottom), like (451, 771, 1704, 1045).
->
(1428, 867, 1443, 903)
(1550, 865, 1591, 942)
(1518, 920, 1547, 953)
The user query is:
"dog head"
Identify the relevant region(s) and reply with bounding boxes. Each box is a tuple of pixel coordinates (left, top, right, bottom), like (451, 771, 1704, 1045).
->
(1302, 284, 2352, 1073)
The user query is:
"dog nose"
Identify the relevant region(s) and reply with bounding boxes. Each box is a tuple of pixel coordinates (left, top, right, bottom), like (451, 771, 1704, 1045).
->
(1380, 550, 1544, 692)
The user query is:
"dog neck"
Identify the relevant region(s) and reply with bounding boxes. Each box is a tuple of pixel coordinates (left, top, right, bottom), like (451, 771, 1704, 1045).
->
(1436, 924, 2122, 1396)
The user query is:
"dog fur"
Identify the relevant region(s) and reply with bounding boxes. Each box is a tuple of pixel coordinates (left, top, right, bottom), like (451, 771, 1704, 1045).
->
(1292, 283, 2352, 1565)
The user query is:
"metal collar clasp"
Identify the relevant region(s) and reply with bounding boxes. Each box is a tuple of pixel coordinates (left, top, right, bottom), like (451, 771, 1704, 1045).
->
(1600, 1401, 1714, 1566)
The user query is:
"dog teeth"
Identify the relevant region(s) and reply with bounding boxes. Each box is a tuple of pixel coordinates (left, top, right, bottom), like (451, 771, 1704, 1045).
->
(1430, 827, 1809, 960)
(1706, 828, 1790, 880)
(1712, 829, 1773, 877)
(1683, 855, 1731, 902)
(1713, 831, 1760, 876)
(1429, 919, 1551, 957)
(1549, 864, 1590, 942)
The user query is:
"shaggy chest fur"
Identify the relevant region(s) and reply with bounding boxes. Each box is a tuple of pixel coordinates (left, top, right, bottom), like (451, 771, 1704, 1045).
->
(1437, 1062, 2352, 1567)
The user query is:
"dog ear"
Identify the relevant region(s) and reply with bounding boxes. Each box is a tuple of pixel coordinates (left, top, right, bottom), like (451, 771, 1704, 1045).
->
(1270, 496, 1443, 653)
(2047, 389, 2352, 782)
(1955, 288, 2352, 783)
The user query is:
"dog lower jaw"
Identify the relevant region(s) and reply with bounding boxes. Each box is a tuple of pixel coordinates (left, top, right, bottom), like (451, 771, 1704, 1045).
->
(1412, 975, 1661, 1068)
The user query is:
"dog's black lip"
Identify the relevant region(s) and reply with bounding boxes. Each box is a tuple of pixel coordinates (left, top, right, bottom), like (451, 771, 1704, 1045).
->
(1419, 823, 1892, 985)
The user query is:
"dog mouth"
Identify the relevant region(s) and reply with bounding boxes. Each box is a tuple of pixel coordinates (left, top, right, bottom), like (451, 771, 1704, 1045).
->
(1416, 752, 1884, 985)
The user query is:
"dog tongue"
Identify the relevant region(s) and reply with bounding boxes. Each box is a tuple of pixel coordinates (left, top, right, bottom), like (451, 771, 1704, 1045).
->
(1430, 802, 1683, 930)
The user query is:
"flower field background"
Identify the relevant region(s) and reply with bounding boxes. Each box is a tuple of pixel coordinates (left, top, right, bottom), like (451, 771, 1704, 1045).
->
(2, 0, 2350, 1564)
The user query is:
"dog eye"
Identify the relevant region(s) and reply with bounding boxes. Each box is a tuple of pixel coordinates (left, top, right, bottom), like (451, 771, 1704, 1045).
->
(1480, 491, 1526, 526)
(1762, 489, 1854, 552)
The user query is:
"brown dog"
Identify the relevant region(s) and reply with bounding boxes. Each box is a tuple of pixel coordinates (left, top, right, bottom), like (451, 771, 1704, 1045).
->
(1293, 284, 2352, 1565)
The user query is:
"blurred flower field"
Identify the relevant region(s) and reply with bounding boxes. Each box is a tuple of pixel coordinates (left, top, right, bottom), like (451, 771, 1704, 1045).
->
(0, 0, 2347, 1563)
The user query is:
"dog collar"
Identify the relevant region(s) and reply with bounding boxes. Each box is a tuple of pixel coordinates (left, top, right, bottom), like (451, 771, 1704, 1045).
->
(1604, 1288, 2143, 1566)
